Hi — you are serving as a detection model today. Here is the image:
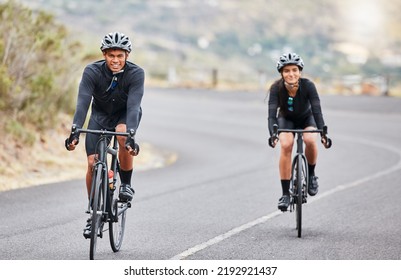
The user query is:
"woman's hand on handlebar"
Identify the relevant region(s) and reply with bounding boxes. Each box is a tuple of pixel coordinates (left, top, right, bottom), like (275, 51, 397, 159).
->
(320, 126, 332, 149)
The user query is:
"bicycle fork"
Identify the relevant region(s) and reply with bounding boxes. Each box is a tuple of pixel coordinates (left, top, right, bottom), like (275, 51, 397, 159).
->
(289, 134, 309, 210)
(295, 134, 309, 204)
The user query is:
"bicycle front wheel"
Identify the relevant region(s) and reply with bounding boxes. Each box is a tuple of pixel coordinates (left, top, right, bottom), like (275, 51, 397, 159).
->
(295, 155, 303, 238)
(109, 171, 127, 252)
(90, 164, 104, 260)
(109, 200, 127, 252)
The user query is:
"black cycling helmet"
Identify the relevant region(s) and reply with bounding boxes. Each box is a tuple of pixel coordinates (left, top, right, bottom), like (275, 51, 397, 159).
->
(276, 53, 304, 72)
(100, 32, 132, 53)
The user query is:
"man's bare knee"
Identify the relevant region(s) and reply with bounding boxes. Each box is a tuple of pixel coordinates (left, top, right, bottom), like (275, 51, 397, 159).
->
(87, 155, 96, 171)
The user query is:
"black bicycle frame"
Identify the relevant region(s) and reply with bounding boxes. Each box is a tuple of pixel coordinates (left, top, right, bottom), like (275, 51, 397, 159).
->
(87, 135, 110, 218)
(291, 132, 309, 198)
(81, 130, 130, 222)
(295, 131, 305, 155)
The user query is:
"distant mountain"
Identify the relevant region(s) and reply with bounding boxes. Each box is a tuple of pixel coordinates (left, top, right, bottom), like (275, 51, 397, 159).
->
(11, 0, 401, 85)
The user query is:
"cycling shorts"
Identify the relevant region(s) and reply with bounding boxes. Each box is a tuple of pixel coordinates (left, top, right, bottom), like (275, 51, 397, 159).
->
(277, 112, 317, 132)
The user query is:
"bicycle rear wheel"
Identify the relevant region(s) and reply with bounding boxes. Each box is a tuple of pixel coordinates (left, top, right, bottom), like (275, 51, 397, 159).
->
(109, 170, 127, 252)
(90, 164, 104, 260)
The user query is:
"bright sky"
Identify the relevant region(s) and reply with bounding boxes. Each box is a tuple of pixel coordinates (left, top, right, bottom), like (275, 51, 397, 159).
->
(344, 0, 383, 42)
(336, 0, 385, 62)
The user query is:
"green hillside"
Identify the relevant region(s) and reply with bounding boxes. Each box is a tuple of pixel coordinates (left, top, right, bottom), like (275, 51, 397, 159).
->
(12, 0, 401, 86)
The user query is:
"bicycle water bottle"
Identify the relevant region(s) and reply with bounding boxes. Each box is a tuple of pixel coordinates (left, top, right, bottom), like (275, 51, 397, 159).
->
(108, 170, 115, 190)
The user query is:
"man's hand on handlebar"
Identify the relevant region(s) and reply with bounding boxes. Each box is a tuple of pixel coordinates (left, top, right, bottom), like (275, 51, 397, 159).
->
(65, 124, 80, 151)
(125, 129, 140, 156)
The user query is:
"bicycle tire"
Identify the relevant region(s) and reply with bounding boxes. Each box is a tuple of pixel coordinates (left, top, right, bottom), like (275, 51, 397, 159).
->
(109, 200, 127, 252)
(296, 155, 303, 238)
(109, 172, 127, 252)
(90, 164, 104, 260)
(301, 154, 309, 204)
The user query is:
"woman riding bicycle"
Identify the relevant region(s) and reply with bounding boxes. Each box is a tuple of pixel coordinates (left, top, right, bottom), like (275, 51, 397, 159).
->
(65, 32, 144, 236)
(267, 53, 327, 211)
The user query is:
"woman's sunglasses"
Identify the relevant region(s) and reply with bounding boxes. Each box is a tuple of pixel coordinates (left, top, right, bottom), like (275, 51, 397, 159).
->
(288, 96, 294, 111)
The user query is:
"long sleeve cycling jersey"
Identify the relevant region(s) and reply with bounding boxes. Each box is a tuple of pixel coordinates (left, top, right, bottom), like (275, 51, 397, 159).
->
(268, 78, 324, 135)
(72, 60, 144, 133)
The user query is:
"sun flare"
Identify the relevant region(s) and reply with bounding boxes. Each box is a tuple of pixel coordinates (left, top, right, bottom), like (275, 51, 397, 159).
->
(345, 0, 383, 38)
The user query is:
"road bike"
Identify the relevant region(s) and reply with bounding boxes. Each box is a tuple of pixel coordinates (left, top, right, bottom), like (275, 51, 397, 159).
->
(272, 124, 331, 238)
(71, 125, 137, 259)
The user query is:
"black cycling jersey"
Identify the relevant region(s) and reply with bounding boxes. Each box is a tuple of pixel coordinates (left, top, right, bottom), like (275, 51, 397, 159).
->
(268, 77, 325, 135)
(72, 60, 144, 132)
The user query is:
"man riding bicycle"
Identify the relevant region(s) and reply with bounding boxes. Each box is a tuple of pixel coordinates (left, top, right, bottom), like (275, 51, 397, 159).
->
(65, 32, 144, 236)
(267, 53, 328, 211)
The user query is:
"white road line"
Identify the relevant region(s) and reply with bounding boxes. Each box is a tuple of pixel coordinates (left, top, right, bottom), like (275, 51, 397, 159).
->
(170, 211, 283, 260)
(170, 135, 401, 260)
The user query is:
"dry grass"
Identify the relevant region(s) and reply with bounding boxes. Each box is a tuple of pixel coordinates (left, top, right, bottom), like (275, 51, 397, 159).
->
(0, 114, 176, 192)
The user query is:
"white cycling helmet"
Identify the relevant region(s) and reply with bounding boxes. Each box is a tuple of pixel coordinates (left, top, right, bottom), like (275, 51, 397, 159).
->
(276, 53, 304, 72)
(100, 32, 132, 53)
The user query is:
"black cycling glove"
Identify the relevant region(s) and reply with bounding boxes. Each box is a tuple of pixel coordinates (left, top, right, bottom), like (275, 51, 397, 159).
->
(320, 125, 332, 149)
(65, 125, 80, 151)
(125, 137, 136, 150)
(125, 129, 139, 155)
(268, 135, 278, 148)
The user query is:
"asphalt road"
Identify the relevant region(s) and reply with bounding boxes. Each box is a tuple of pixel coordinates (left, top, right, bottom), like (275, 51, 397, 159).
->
(1, 87, 400, 260)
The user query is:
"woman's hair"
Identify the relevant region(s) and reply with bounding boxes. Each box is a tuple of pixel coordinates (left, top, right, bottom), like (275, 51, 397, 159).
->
(270, 78, 287, 112)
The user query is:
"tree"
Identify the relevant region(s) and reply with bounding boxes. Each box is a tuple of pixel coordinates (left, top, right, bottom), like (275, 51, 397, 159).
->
(0, 0, 81, 138)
